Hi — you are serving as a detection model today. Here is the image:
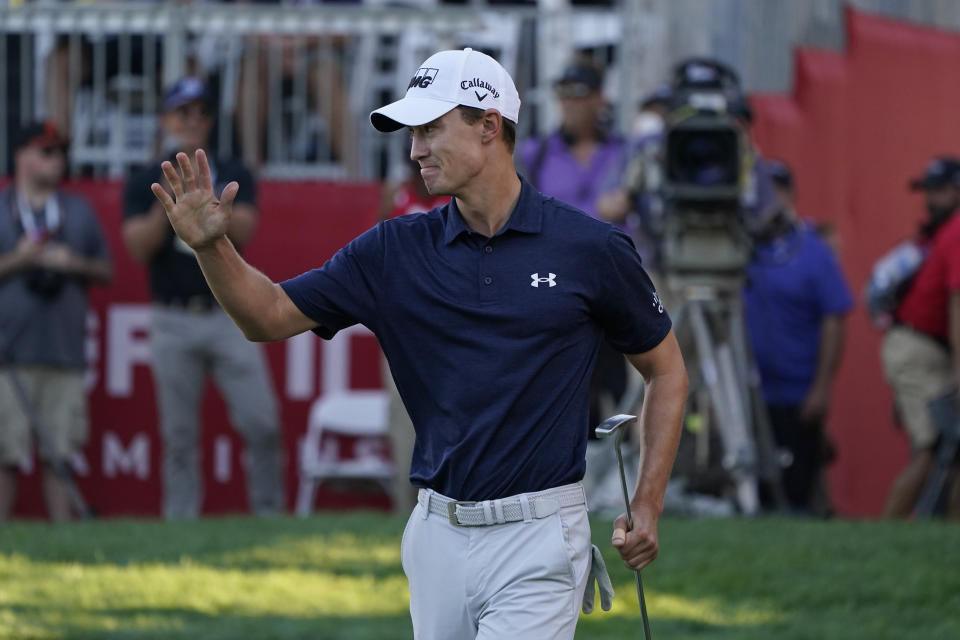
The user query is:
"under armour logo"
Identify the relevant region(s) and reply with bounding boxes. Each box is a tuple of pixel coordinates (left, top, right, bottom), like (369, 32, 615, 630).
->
(531, 273, 557, 288)
(652, 292, 664, 313)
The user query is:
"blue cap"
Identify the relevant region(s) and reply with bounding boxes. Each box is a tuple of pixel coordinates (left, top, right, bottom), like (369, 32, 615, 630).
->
(909, 156, 960, 190)
(162, 77, 210, 111)
(640, 84, 673, 108)
(768, 160, 793, 189)
(553, 61, 604, 97)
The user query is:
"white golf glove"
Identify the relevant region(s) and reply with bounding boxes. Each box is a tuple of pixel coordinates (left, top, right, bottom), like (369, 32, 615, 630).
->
(581, 544, 615, 614)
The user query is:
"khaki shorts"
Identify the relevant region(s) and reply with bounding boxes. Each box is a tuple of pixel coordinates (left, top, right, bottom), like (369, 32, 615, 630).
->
(881, 327, 956, 450)
(0, 366, 88, 466)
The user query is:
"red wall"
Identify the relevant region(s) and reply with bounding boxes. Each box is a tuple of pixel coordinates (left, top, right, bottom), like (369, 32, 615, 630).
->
(750, 7, 960, 515)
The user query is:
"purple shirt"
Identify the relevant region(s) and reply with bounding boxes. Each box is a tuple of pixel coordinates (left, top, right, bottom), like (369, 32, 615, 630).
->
(518, 131, 625, 220)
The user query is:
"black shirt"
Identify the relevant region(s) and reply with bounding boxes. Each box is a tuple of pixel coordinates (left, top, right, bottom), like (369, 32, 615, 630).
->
(123, 154, 256, 302)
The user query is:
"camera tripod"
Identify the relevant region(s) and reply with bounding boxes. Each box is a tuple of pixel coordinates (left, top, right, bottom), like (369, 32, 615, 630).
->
(665, 273, 785, 515)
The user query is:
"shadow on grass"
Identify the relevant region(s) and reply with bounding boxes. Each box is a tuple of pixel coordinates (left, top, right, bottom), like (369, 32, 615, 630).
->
(2, 604, 414, 640)
(3, 603, 791, 640)
(0, 513, 409, 574)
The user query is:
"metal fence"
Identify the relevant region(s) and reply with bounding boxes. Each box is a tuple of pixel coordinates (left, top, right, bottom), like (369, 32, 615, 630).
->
(4, 0, 960, 180)
(0, 2, 629, 180)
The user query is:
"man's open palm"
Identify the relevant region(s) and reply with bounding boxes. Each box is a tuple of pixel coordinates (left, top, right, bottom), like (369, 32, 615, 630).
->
(151, 149, 239, 251)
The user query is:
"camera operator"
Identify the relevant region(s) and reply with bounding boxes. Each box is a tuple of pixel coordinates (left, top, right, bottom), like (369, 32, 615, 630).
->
(600, 62, 780, 274)
(601, 59, 796, 513)
(0, 122, 112, 522)
(743, 162, 853, 516)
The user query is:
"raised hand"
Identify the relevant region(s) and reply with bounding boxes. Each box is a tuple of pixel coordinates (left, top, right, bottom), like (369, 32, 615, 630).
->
(150, 149, 239, 252)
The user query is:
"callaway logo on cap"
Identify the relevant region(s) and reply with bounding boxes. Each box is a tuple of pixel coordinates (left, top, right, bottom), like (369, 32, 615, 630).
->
(370, 48, 521, 132)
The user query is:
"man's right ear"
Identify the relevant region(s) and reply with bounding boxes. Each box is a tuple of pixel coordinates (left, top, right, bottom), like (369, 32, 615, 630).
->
(479, 110, 502, 145)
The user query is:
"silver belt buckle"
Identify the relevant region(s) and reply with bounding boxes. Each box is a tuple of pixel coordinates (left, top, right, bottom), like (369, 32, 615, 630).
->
(447, 501, 477, 526)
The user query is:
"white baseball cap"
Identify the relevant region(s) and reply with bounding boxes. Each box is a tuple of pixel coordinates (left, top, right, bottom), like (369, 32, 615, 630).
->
(370, 48, 521, 132)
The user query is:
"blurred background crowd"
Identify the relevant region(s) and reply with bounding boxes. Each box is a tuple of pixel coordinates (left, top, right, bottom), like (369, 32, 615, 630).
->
(1, 0, 959, 524)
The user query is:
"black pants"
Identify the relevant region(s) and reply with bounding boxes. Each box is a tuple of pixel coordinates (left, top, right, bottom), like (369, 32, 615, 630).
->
(767, 404, 826, 513)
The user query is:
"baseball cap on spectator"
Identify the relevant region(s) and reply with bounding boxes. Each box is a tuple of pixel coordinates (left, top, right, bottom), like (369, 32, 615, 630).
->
(728, 95, 753, 123)
(909, 156, 960, 190)
(553, 60, 604, 99)
(640, 84, 673, 109)
(12, 121, 69, 153)
(370, 48, 521, 133)
(163, 77, 211, 112)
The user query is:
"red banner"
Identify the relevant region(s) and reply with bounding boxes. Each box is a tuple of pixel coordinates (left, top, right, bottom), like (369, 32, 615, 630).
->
(11, 179, 390, 518)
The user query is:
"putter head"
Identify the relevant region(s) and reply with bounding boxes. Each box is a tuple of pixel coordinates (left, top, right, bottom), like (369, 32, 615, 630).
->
(594, 414, 637, 439)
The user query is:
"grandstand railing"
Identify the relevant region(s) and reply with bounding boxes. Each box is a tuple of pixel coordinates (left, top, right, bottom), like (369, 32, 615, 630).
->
(0, 2, 627, 180)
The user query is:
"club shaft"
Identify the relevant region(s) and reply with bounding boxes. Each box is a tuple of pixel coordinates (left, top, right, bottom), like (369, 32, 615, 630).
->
(636, 571, 652, 640)
(614, 430, 653, 640)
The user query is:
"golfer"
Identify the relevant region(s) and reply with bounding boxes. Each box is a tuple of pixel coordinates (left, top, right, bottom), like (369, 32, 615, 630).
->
(151, 48, 687, 639)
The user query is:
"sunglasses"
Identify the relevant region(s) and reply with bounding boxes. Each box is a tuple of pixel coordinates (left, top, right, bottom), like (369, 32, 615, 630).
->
(173, 103, 211, 119)
(38, 145, 67, 157)
(554, 83, 595, 99)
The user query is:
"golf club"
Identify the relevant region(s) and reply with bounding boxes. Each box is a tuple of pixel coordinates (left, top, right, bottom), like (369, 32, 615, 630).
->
(595, 413, 652, 640)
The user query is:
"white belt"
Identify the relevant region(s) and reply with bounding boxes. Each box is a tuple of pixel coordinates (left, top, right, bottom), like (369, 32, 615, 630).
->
(418, 483, 586, 527)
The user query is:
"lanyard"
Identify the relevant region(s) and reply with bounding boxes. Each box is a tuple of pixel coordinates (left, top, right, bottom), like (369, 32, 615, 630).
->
(14, 190, 61, 241)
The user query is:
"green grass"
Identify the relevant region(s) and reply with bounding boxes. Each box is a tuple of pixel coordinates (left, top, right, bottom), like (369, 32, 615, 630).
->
(0, 514, 958, 639)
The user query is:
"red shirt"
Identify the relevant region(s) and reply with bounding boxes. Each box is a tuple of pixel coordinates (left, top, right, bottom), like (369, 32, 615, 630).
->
(896, 212, 960, 340)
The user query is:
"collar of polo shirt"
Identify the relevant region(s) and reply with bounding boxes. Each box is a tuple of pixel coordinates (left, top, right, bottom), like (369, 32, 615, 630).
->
(442, 175, 542, 244)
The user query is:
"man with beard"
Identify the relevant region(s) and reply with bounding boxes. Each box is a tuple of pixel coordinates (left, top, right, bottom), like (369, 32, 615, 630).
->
(882, 156, 960, 518)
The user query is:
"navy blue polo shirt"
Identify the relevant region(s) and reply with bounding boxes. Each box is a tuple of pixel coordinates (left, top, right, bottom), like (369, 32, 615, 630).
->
(281, 176, 671, 501)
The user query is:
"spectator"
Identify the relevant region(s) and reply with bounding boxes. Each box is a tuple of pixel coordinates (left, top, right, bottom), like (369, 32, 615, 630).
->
(518, 56, 625, 223)
(596, 84, 672, 266)
(234, 34, 353, 171)
(0, 121, 112, 522)
(630, 84, 672, 141)
(881, 156, 960, 519)
(376, 157, 449, 513)
(122, 78, 284, 520)
(742, 162, 853, 515)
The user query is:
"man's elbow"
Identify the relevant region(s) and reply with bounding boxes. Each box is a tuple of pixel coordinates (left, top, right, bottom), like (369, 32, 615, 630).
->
(239, 323, 279, 343)
(238, 315, 293, 343)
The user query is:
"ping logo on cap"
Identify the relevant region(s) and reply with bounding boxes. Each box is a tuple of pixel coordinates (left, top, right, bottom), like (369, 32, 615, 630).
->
(408, 67, 439, 90)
